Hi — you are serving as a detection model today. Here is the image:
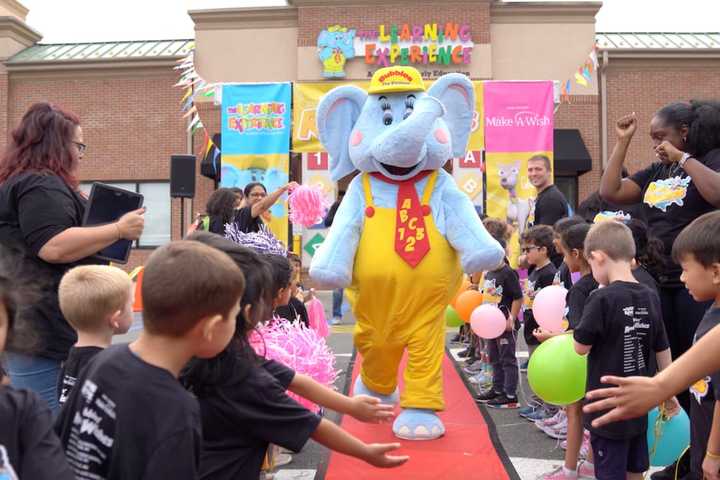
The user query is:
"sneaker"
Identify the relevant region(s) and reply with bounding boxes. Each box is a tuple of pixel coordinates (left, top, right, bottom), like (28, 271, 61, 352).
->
(650, 455, 690, 480)
(577, 461, 595, 479)
(519, 405, 539, 419)
(487, 394, 519, 409)
(539, 465, 578, 479)
(468, 372, 491, 385)
(458, 348, 472, 358)
(463, 361, 485, 374)
(331, 316, 341, 325)
(519, 360, 529, 372)
(535, 409, 565, 428)
(541, 417, 568, 439)
(273, 453, 292, 467)
(450, 334, 461, 343)
(476, 389, 501, 402)
(525, 408, 552, 422)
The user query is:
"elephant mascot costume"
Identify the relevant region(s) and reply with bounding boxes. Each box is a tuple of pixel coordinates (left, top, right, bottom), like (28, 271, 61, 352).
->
(310, 66, 504, 440)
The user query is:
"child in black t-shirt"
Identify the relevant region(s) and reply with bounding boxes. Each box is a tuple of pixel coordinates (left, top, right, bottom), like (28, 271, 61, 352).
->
(475, 219, 523, 408)
(552, 216, 587, 291)
(535, 223, 598, 479)
(668, 211, 720, 479)
(521, 225, 558, 354)
(0, 248, 74, 480)
(274, 253, 310, 327)
(56, 265, 134, 406)
(55, 241, 246, 480)
(574, 221, 678, 480)
(183, 232, 406, 480)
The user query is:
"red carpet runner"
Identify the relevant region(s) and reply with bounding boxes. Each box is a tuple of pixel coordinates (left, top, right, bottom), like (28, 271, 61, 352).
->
(322, 351, 514, 479)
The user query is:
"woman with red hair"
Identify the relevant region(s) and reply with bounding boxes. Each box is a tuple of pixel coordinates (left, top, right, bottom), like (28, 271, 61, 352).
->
(0, 103, 145, 412)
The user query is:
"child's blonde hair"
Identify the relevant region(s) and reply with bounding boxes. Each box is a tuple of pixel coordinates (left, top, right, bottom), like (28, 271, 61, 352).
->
(59, 265, 133, 333)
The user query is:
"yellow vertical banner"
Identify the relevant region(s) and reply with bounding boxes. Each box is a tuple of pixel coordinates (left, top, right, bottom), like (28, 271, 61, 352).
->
(452, 81, 484, 212)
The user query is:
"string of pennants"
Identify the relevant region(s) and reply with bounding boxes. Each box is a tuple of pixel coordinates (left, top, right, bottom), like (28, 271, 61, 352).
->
(559, 44, 599, 104)
(174, 44, 221, 164)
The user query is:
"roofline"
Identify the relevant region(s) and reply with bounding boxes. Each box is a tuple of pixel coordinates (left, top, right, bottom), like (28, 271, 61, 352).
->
(189, 6, 298, 30)
(27, 38, 194, 47)
(603, 49, 720, 60)
(0, 15, 42, 46)
(5, 56, 180, 72)
(491, 1, 602, 24)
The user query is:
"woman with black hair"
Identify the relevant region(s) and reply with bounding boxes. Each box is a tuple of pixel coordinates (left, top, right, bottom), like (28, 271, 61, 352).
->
(599, 101, 720, 426)
(233, 181, 298, 234)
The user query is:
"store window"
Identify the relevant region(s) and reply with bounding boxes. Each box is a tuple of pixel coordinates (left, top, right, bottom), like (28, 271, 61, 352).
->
(555, 176, 578, 213)
(79, 181, 171, 248)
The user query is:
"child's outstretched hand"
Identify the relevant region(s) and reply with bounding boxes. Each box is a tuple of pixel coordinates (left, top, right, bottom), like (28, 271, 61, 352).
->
(350, 395, 394, 423)
(584, 375, 665, 427)
(362, 443, 409, 468)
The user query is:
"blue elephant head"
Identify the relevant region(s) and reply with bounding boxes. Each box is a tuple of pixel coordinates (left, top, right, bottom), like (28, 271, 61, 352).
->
(317, 26, 356, 61)
(316, 67, 475, 182)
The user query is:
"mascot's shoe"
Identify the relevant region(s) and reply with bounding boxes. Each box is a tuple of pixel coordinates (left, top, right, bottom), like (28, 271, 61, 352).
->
(392, 408, 445, 440)
(353, 376, 399, 405)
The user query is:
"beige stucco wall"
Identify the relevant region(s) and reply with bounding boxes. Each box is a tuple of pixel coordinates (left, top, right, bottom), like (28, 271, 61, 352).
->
(194, 27, 298, 83)
(490, 22, 597, 94)
(0, 0, 28, 21)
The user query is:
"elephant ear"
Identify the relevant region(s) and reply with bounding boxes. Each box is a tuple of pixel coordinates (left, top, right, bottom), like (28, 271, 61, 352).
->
(316, 85, 367, 181)
(427, 73, 475, 157)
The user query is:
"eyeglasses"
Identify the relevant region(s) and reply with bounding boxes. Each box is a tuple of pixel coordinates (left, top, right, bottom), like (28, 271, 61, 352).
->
(72, 141, 87, 154)
(521, 246, 540, 253)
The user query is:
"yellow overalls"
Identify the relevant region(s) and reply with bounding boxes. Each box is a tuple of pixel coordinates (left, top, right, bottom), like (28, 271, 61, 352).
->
(347, 172, 462, 410)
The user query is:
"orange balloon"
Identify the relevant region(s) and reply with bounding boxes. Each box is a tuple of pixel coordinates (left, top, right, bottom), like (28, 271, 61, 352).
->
(451, 277, 472, 308)
(455, 290, 484, 323)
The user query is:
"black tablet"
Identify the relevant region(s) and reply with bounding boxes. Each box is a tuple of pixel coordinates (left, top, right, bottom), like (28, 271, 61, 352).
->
(82, 183, 144, 264)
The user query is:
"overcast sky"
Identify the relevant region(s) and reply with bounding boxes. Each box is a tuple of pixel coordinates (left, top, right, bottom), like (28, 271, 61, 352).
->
(20, 0, 720, 44)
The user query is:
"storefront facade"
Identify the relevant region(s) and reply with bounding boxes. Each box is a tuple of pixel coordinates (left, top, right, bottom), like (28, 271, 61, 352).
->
(0, 0, 718, 268)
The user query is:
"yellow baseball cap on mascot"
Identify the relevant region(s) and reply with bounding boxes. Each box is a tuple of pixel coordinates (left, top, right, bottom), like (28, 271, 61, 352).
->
(368, 66, 425, 94)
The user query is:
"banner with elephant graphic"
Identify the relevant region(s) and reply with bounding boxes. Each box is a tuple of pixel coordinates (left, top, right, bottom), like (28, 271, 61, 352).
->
(220, 83, 292, 243)
(483, 81, 554, 266)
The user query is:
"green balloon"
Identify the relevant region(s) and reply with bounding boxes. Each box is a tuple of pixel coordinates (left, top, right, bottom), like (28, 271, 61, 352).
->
(528, 334, 587, 406)
(445, 305, 463, 327)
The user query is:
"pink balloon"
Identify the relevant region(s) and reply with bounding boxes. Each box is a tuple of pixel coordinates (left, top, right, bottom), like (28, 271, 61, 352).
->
(470, 304, 506, 339)
(532, 285, 568, 333)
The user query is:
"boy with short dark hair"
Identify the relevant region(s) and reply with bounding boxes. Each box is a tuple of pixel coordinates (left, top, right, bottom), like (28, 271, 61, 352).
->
(670, 211, 720, 480)
(57, 265, 134, 406)
(518, 225, 557, 421)
(55, 241, 245, 479)
(574, 221, 677, 480)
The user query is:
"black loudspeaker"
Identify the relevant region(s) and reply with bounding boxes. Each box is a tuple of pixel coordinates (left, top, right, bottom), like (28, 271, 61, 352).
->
(170, 155, 196, 198)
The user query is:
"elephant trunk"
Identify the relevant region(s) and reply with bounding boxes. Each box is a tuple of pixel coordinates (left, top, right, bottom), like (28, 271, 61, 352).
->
(371, 96, 445, 167)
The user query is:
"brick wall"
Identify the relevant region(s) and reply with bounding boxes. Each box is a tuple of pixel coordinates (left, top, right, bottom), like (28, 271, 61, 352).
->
(6, 67, 196, 270)
(605, 63, 720, 177)
(0, 71, 7, 152)
(297, 2, 491, 46)
(555, 94, 601, 202)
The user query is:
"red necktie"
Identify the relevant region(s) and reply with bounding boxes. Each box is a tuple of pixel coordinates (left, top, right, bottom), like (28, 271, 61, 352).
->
(394, 180, 431, 268)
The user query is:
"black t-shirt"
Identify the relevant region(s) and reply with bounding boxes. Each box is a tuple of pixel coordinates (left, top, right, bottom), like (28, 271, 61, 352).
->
(55, 344, 201, 480)
(232, 206, 263, 234)
(574, 281, 669, 439)
(533, 184, 569, 227)
(274, 297, 310, 328)
(554, 262, 574, 290)
(0, 386, 74, 479)
(566, 273, 598, 330)
(193, 353, 321, 480)
(57, 345, 103, 406)
(523, 262, 557, 345)
(482, 264, 523, 326)
(632, 265, 659, 294)
(0, 173, 101, 360)
(629, 149, 720, 286)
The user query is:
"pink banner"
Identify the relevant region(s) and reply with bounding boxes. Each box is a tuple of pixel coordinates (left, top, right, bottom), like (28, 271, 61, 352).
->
(483, 81, 554, 153)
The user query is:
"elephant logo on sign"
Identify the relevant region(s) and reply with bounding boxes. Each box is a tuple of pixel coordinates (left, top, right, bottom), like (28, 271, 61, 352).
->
(317, 25, 356, 78)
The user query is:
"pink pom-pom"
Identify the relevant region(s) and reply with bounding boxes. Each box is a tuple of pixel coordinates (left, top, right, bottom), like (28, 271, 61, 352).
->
(288, 185, 330, 228)
(249, 319, 340, 413)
